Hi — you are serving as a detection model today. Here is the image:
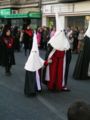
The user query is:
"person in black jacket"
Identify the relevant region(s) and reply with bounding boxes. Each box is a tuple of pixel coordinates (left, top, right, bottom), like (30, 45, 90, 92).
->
(0, 25, 15, 76)
(22, 24, 33, 56)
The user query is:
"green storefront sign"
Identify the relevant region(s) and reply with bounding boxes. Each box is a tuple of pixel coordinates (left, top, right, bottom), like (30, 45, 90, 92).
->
(28, 12, 41, 18)
(4, 13, 28, 19)
(0, 9, 11, 15)
(0, 11, 41, 19)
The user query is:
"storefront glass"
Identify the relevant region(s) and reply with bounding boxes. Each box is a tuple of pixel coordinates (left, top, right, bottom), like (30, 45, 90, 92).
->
(66, 16, 85, 30)
(47, 17, 56, 28)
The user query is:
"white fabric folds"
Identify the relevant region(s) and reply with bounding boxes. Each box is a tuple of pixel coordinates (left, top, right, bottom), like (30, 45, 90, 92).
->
(24, 33, 44, 72)
(85, 21, 90, 38)
(48, 30, 70, 51)
(48, 13, 70, 51)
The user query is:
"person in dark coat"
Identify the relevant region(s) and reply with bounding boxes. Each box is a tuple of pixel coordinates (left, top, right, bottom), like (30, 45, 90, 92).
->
(73, 27, 79, 53)
(12, 26, 20, 52)
(22, 24, 33, 56)
(73, 20, 90, 80)
(0, 25, 15, 76)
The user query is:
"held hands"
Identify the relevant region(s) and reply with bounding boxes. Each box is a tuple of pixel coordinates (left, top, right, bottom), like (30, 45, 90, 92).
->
(48, 59, 52, 64)
(44, 59, 52, 66)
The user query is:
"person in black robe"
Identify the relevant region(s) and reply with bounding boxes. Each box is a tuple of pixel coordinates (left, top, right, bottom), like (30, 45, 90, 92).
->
(73, 20, 90, 80)
(24, 32, 44, 97)
(0, 25, 15, 76)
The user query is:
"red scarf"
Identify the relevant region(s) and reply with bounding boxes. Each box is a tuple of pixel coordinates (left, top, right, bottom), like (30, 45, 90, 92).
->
(3, 37, 14, 48)
(24, 29, 33, 37)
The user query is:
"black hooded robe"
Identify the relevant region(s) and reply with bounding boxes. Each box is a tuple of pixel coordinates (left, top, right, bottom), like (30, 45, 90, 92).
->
(24, 71, 37, 97)
(73, 36, 90, 80)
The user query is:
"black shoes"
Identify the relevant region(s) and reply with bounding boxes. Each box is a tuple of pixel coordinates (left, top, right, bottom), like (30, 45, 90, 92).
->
(25, 93, 37, 97)
(5, 71, 12, 76)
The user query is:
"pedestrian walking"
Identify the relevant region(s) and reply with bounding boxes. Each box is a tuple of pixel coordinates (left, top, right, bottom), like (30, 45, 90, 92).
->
(42, 13, 70, 91)
(63, 28, 73, 91)
(43, 30, 70, 91)
(50, 27, 56, 38)
(36, 27, 42, 47)
(73, 20, 90, 80)
(42, 26, 50, 50)
(24, 32, 44, 97)
(12, 26, 20, 52)
(73, 27, 79, 53)
(77, 29, 84, 53)
(0, 24, 15, 76)
(22, 24, 33, 56)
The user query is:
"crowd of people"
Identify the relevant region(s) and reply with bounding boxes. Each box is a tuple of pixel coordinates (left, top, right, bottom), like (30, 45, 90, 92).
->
(0, 16, 90, 120)
(0, 24, 85, 54)
(0, 15, 90, 95)
(0, 20, 89, 91)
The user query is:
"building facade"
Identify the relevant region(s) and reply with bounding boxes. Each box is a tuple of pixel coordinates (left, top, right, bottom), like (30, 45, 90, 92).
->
(42, 0, 90, 30)
(0, 0, 41, 28)
(0, 0, 90, 29)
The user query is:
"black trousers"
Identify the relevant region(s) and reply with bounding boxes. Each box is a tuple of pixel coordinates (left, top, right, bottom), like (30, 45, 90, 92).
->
(5, 63, 11, 73)
(64, 49, 72, 86)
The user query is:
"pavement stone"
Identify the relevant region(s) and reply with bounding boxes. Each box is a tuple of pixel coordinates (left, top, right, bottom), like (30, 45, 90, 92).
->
(0, 50, 90, 120)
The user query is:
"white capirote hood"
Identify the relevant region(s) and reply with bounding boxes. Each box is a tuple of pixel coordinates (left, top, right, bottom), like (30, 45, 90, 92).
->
(48, 13, 70, 51)
(85, 21, 90, 38)
(24, 33, 44, 72)
(48, 30, 70, 51)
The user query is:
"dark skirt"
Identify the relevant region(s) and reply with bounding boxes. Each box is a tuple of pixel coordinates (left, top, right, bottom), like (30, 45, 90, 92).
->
(73, 36, 90, 80)
(73, 48, 90, 80)
(73, 51, 84, 79)
(24, 71, 37, 97)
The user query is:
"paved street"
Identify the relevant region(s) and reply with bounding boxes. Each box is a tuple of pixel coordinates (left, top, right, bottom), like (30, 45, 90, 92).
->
(0, 50, 90, 120)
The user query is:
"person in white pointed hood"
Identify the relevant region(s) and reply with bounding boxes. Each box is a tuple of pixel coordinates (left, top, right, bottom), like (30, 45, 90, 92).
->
(73, 19, 90, 80)
(24, 32, 44, 97)
(42, 13, 70, 91)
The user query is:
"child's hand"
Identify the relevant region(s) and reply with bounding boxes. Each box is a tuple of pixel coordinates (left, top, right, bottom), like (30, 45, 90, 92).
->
(48, 59, 52, 64)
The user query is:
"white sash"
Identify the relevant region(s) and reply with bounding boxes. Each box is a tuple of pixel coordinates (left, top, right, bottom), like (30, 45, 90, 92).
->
(36, 71, 41, 90)
(45, 49, 56, 81)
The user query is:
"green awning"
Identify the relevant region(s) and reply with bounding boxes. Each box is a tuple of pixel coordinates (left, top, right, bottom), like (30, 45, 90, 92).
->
(28, 12, 41, 18)
(4, 13, 28, 18)
(0, 15, 3, 18)
(0, 12, 41, 19)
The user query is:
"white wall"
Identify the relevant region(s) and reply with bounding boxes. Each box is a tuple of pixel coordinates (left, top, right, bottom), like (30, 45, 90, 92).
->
(42, 1, 90, 27)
